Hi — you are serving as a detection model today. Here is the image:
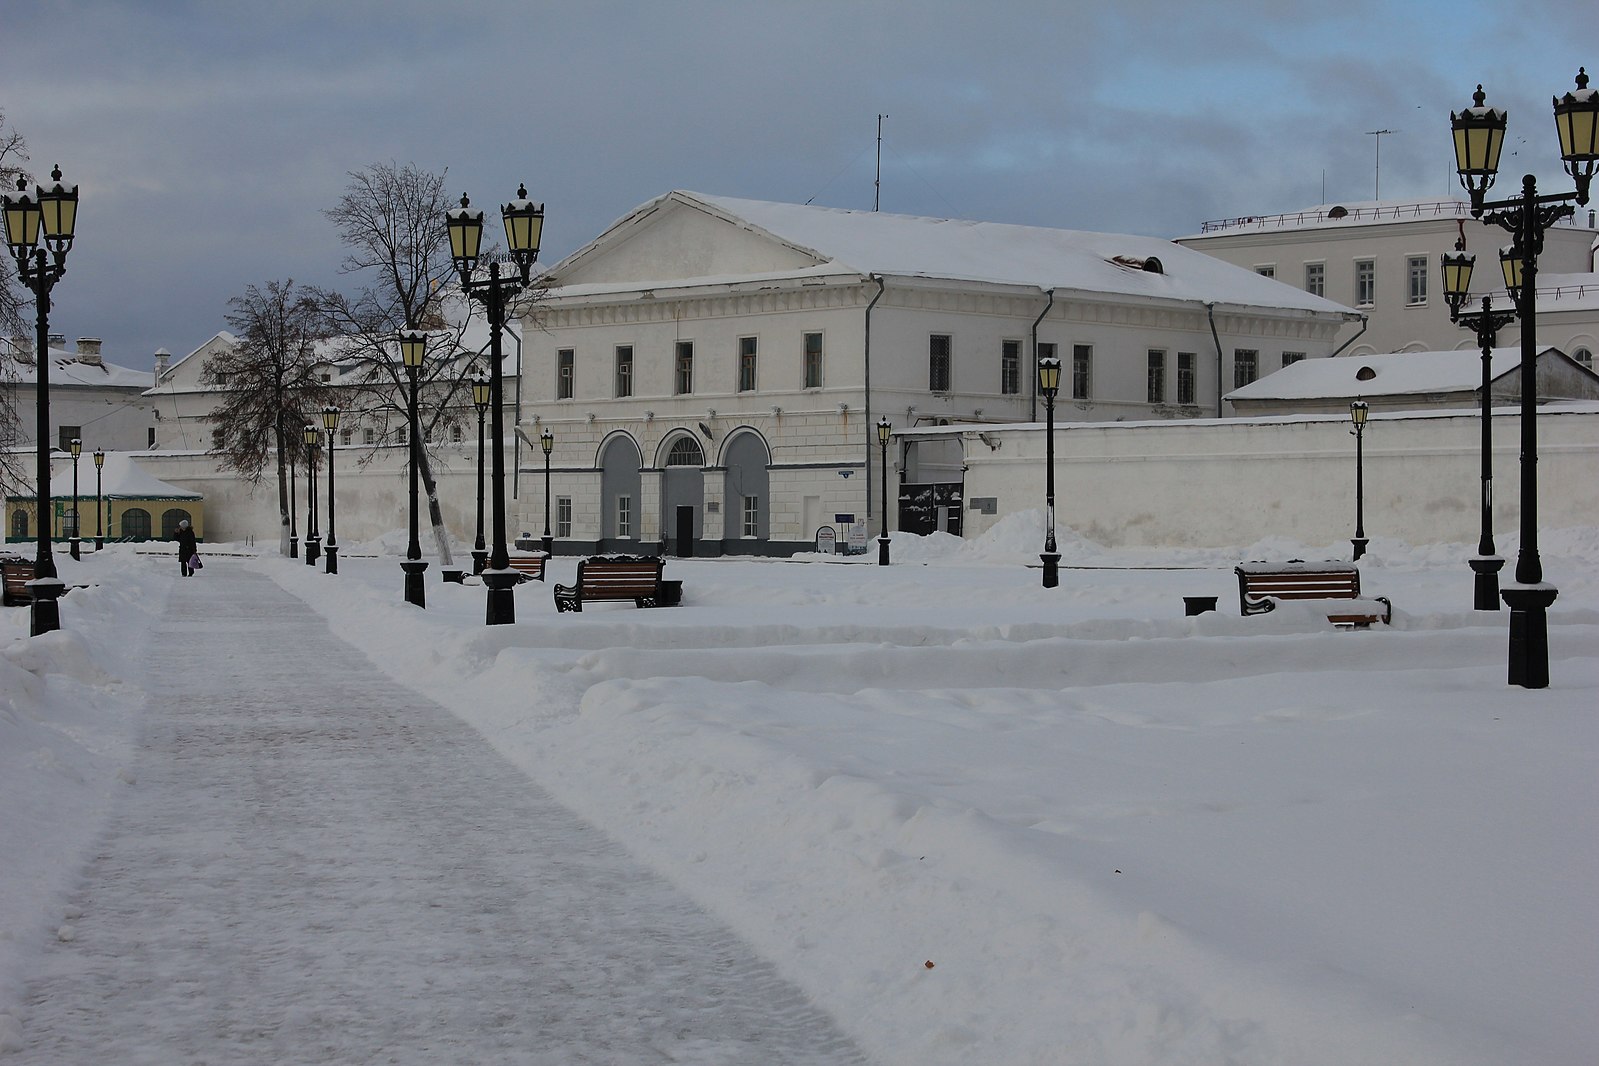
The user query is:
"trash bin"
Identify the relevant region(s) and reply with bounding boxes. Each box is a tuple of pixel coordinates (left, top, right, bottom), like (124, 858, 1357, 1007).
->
(657, 580, 683, 607)
(1183, 596, 1218, 616)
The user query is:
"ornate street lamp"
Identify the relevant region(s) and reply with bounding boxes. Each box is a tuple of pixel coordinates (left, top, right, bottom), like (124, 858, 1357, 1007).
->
(540, 427, 555, 557)
(446, 183, 544, 625)
(68, 437, 81, 560)
(876, 418, 892, 565)
(92, 447, 105, 551)
(471, 371, 491, 575)
(1441, 247, 1515, 610)
(302, 423, 320, 566)
(400, 328, 429, 607)
(287, 414, 299, 559)
(1037, 355, 1062, 588)
(322, 405, 340, 575)
(1449, 69, 1597, 688)
(1348, 400, 1370, 561)
(3, 165, 78, 636)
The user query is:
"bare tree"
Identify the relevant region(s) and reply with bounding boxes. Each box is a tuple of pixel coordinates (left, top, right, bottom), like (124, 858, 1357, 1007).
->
(210, 280, 333, 554)
(0, 108, 31, 495)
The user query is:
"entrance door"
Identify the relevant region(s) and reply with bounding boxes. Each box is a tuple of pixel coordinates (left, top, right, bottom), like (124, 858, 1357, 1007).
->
(675, 506, 695, 557)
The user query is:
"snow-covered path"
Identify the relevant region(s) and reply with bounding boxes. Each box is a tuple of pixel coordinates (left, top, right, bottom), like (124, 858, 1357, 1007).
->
(17, 567, 866, 1065)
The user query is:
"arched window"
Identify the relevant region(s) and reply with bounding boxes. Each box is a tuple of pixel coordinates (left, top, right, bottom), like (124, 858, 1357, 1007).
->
(666, 436, 704, 466)
(160, 508, 192, 539)
(10, 509, 28, 539)
(1575, 346, 1593, 369)
(122, 507, 152, 541)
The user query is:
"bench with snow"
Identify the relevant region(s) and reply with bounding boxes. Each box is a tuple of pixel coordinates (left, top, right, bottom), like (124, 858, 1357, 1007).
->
(504, 553, 547, 583)
(2, 556, 34, 606)
(553, 555, 672, 612)
(1235, 560, 1392, 628)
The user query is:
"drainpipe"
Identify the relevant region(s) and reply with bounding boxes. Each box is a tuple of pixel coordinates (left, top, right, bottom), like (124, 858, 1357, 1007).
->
(1030, 288, 1055, 423)
(864, 274, 886, 536)
(1328, 313, 1369, 358)
(1205, 302, 1225, 418)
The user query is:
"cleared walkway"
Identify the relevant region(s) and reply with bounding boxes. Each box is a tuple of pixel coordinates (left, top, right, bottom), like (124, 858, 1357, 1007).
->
(18, 567, 866, 1064)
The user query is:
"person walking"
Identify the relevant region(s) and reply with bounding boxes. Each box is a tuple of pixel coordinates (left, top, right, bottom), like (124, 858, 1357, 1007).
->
(173, 519, 199, 577)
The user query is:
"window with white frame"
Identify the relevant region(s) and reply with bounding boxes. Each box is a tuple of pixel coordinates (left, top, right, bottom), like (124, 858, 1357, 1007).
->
(1177, 352, 1196, 405)
(1255, 264, 1276, 279)
(1574, 346, 1593, 368)
(738, 336, 758, 392)
(556, 496, 572, 538)
(1001, 339, 1020, 395)
(341, 428, 353, 446)
(617, 495, 632, 538)
(929, 334, 952, 392)
(557, 348, 574, 399)
(741, 496, 759, 538)
(615, 345, 633, 398)
(674, 340, 694, 395)
(1355, 259, 1376, 306)
(1282, 351, 1306, 368)
(364, 427, 375, 445)
(1305, 262, 1325, 296)
(1407, 256, 1428, 305)
(1233, 349, 1259, 389)
(803, 331, 823, 389)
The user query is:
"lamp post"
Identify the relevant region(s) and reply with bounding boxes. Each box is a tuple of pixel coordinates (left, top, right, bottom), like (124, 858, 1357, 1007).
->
(1441, 248, 1515, 610)
(92, 447, 104, 551)
(1038, 355, 1061, 588)
(68, 437, 81, 560)
(302, 423, 320, 566)
(288, 414, 299, 559)
(446, 183, 544, 626)
(3, 165, 78, 636)
(400, 328, 429, 607)
(540, 428, 555, 557)
(471, 371, 491, 575)
(876, 418, 892, 565)
(1450, 70, 1596, 688)
(322, 405, 340, 575)
(1349, 400, 1369, 561)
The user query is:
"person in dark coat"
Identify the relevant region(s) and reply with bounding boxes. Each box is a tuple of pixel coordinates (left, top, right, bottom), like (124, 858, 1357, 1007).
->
(173, 519, 199, 577)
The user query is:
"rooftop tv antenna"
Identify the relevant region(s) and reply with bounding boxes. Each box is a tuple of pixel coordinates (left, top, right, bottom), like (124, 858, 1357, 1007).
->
(875, 114, 887, 211)
(1366, 129, 1396, 200)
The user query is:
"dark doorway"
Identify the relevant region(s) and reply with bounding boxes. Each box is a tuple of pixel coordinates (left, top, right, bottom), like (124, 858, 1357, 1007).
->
(675, 506, 695, 557)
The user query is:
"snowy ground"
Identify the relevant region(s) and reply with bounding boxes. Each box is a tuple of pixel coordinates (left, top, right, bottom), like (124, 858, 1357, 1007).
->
(3, 512, 1596, 1064)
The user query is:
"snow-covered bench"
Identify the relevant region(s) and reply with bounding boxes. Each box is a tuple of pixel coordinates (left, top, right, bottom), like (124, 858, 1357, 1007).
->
(2, 556, 34, 606)
(1235, 560, 1391, 628)
(553, 555, 673, 612)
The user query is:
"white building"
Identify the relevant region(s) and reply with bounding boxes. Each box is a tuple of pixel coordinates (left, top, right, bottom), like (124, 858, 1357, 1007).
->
(515, 191, 1361, 556)
(1176, 198, 1599, 360)
(2, 336, 156, 453)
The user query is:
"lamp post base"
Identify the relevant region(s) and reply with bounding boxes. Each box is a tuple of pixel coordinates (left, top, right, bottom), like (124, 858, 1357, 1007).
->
(29, 578, 65, 637)
(402, 559, 428, 608)
(305, 536, 320, 566)
(483, 569, 518, 626)
(472, 547, 488, 575)
(1351, 537, 1368, 562)
(324, 543, 338, 575)
(94, 537, 103, 551)
(1502, 584, 1558, 689)
(543, 534, 554, 557)
(1469, 555, 1504, 611)
(69, 538, 80, 561)
(878, 535, 890, 566)
(290, 535, 298, 560)
(1041, 552, 1060, 589)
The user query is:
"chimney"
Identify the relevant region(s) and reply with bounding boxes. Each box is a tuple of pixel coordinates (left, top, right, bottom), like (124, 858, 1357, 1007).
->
(7, 334, 31, 362)
(48, 332, 66, 350)
(153, 348, 171, 386)
(77, 337, 103, 365)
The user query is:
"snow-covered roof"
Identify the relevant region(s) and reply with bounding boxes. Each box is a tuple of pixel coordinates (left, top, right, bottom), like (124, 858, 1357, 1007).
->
(554, 191, 1361, 317)
(1, 347, 152, 390)
(1224, 347, 1551, 401)
(1182, 197, 1595, 240)
(8, 452, 202, 501)
(1533, 273, 1599, 314)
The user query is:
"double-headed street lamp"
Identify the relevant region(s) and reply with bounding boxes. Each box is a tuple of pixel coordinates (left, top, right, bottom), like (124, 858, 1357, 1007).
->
(1348, 400, 1370, 561)
(68, 437, 81, 560)
(446, 183, 544, 626)
(1038, 355, 1062, 588)
(876, 418, 892, 565)
(92, 447, 104, 551)
(1441, 247, 1516, 610)
(322, 406, 340, 575)
(471, 371, 491, 575)
(1450, 69, 1597, 688)
(3, 165, 79, 636)
(400, 328, 429, 607)
(540, 427, 555, 557)
(302, 423, 320, 566)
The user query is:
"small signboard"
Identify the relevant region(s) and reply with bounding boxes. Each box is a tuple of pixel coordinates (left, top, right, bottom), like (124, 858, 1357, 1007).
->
(846, 523, 868, 554)
(815, 526, 837, 554)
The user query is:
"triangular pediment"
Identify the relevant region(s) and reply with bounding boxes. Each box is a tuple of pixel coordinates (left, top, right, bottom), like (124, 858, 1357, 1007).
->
(547, 191, 830, 287)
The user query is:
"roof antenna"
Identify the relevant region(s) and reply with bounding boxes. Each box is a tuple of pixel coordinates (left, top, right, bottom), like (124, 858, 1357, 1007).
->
(1366, 129, 1396, 200)
(875, 114, 887, 211)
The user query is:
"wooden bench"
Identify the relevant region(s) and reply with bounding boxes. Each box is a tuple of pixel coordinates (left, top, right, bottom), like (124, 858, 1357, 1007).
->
(554, 555, 670, 612)
(504, 554, 547, 583)
(2, 557, 35, 606)
(1235, 561, 1392, 628)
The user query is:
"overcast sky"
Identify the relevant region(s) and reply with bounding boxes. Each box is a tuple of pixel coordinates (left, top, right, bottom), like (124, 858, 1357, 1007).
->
(2, 0, 1594, 370)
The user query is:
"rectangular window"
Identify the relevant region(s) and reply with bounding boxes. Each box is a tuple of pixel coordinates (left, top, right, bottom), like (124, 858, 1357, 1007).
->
(1407, 255, 1428, 305)
(1305, 263, 1324, 296)
(1036, 341, 1057, 372)
(1255, 265, 1276, 278)
(675, 340, 694, 395)
(738, 336, 758, 392)
(398, 424, 408, 445)
(1001, 339, 1020, 395)
(615, 345, 633, 398)
(341, 428, 353, 446)
(58, 426, 82, 451)
(803, 331, 823, 389)
(1147, 349, 1165, 404)
(557, 496, 572, 538)
(557, 348, 574, 399)
(1072, 344, 1091, 400)
(1282, 351, 1306, 368)
(617, 495, 632, 539)
(929, 334, 952, 392)
(1177, 352, 1196, 405)
(1233, 349, 1259, 389)
(148, 427, 157, 449)
(742, 496, 759, 538)
(364, 427, 375, 445)
(1355, 259, 1376, 306)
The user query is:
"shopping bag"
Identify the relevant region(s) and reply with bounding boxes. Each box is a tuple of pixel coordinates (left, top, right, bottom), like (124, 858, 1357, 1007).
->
(190, 555, 203, 570)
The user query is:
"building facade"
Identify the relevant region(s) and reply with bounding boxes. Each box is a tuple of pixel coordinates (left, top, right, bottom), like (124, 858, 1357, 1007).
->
(2, 336, 157, 454)
(514, 191, 1361, 556)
